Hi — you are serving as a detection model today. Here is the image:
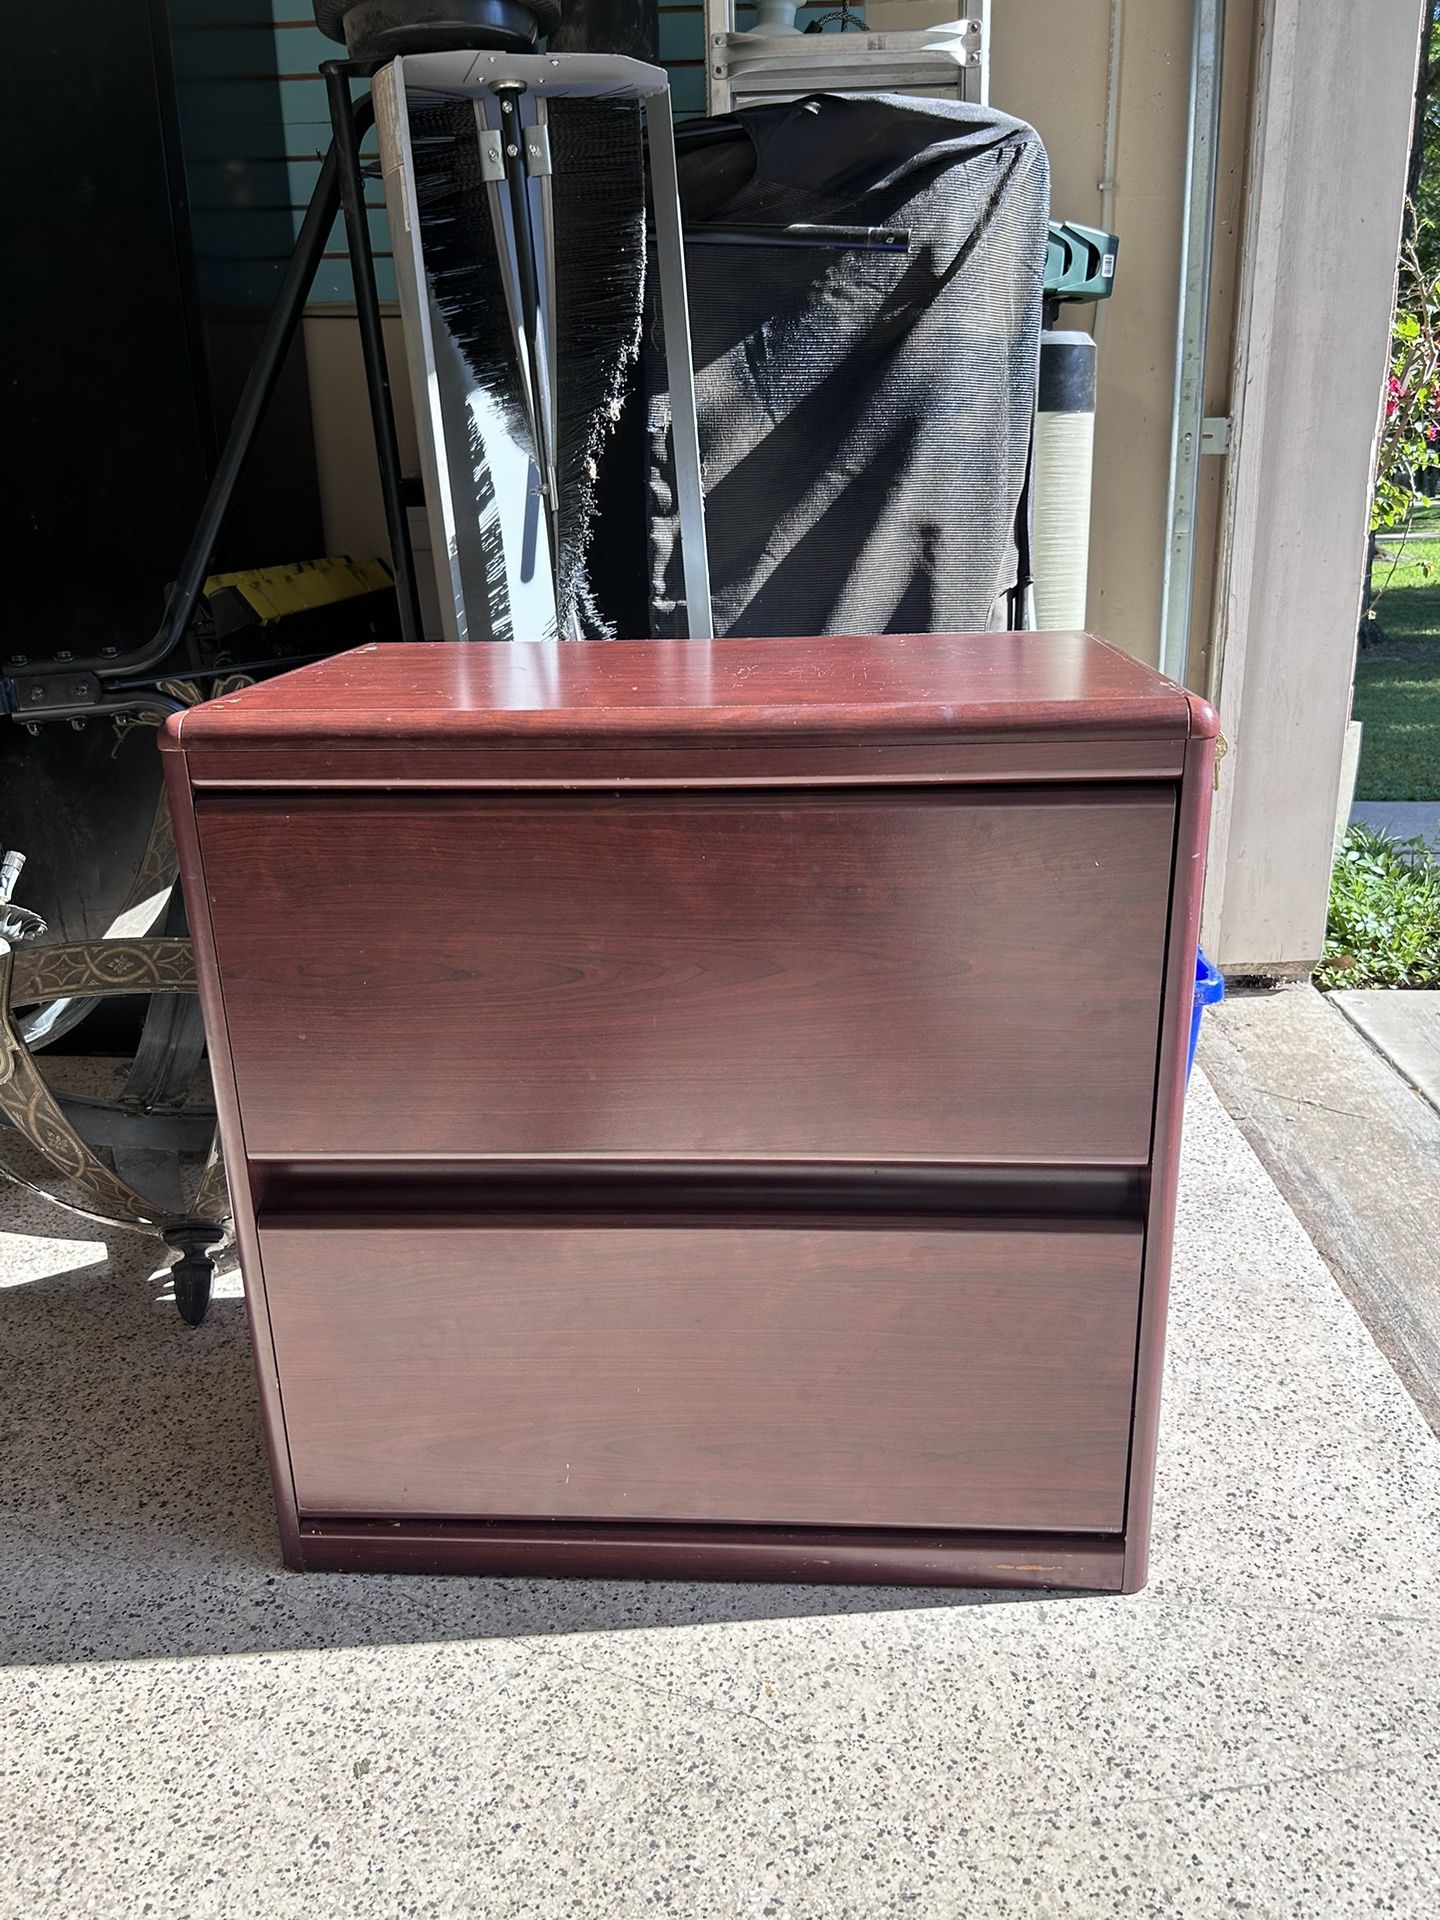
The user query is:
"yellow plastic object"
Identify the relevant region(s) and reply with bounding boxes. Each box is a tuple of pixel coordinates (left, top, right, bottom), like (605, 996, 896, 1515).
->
(202, 557, 392, 626)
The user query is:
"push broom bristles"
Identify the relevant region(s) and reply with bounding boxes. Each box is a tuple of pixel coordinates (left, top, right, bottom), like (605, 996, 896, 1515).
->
(408, 90, 647, 639)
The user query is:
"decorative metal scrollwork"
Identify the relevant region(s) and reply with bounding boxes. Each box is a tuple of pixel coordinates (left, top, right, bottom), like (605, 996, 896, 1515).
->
(0, 939, 227, 1238)
(7, 939, 197, 1006)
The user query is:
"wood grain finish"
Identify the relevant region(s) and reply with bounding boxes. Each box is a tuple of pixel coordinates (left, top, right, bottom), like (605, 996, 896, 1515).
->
(172, 632, 1212, 747)
(172, 634, 1212, 787)
(199, 787, 1174, 1162)
(260, 1220, 1142, 1532)
(160, 744, 304, 1568)
(160, 631, 1215, 1588)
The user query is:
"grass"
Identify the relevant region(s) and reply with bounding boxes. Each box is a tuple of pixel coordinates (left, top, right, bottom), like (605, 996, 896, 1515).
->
(1359, 516, 1440, 800)
(1317, 825, 1440, 989)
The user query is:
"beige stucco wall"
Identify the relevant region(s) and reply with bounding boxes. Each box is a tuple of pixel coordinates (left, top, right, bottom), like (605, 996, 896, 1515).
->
(992, 0, 1257, 672)
(304, 312, 417, 579)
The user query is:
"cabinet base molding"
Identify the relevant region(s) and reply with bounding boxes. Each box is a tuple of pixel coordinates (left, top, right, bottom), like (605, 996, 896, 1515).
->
(293, 1519, 1130, 1591)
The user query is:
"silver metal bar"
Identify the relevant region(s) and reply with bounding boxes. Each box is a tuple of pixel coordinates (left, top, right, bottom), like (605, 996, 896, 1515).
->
(645, 87, 714, 641)
(477, 98, 525, 368)
(402, 48, 671, 99)
(532, 99, 560, 494)
(376, 58, 467, 639)
(971, 2, 990, 106)
(1159, 0, 1225, 684)
(528, 99, 578, 635)
(474, 93, 547, 604)
(495, 85, 563, 607)
(520, 98, 563, 559)
(479, 91, 560, 622)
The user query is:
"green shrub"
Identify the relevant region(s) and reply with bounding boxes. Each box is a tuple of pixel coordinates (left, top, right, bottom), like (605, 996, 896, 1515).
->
(1317, 826, 1440, 989)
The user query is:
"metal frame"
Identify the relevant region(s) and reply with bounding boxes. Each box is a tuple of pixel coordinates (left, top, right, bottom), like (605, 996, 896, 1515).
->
(1158, 0, 1224, 684)
(0, 64, 421, 1323)
(0, 52, 717, 1319)
(0, 934, 227, 1324)
(376, 49, 714, 641)
(702, 1, 988, 119)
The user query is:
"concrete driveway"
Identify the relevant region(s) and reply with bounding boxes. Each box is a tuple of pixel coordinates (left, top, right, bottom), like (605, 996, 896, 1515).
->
(2, 1073, 1438, 1917)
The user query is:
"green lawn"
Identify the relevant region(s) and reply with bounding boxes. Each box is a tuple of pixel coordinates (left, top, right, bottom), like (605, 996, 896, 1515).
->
(1356, 523, 1440, 800)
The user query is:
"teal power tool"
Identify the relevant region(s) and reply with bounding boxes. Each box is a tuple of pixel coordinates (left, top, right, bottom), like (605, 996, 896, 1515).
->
(1044, 219, 1118, 320)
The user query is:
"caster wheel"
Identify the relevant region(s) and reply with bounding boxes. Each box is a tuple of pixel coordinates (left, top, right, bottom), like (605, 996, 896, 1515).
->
(162, 1224, 226, 1328)
(171, 1249, 214, 1327)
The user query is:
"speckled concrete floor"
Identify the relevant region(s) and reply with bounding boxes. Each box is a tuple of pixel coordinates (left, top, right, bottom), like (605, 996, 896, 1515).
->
(2, 1071, 1438, 1918)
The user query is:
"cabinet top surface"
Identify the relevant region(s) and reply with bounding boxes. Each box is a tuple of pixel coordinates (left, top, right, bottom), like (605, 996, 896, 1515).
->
(166, 634, 1215, 751)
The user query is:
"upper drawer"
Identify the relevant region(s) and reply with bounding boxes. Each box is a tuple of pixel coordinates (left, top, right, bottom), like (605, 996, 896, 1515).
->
(199, 786, 1174, 1162)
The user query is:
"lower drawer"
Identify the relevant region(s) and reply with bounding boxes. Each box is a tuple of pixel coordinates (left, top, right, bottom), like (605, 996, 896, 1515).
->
(259, 1221, 1142, 1534)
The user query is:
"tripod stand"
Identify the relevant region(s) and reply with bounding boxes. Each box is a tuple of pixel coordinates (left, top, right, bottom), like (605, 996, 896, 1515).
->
(3, 61, 423, 734)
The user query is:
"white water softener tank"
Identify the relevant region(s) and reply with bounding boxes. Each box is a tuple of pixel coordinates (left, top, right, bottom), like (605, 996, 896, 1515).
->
(1031, 329, 1097, 630)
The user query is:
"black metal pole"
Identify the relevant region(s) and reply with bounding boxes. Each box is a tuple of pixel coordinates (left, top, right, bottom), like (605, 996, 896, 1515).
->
(323, 63, 424, 645)
(30, 126, 352, 688)
(5, 99, 394, 722)
(670, 223, 911, 254)
(4, 72, 427, 727)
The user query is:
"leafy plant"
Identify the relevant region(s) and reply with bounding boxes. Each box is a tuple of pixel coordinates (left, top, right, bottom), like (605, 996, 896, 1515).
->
(1317, 826, 1440, 989)
(1366, 10, 1440, 629)
(1372, 233, 1440, 536)
(1407, 5, 1440, 282)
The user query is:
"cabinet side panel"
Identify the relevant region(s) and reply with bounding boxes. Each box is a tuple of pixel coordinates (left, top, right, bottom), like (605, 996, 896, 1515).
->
(1123, 736, 1216, 1591)
(161, 740, 302, 1566)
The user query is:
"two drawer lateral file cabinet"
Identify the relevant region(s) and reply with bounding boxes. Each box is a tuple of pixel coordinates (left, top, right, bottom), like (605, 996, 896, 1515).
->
(162, 633, 1217, 1590)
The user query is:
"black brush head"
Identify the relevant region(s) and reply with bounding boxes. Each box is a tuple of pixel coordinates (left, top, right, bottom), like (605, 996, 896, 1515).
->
(314, 1, 562, 57)
(547, 96, 646, 630)
(409, 96, 532, 451)
(408, 89, 647, 638)
(409, 95, 530, 641)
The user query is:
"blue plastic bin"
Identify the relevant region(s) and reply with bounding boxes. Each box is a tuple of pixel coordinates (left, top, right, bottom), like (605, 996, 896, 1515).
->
(1187, 948, 1224, 1083)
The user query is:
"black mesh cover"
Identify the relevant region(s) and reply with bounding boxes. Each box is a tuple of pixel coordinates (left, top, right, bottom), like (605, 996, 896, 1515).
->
(647, 93, 1050, 638)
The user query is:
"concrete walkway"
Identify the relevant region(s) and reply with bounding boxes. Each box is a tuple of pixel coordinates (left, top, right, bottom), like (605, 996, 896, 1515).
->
(1200, 987, 1440, 1438)
(1335, 989, 1440, 1112)
(2, 1074, 1439, 1917)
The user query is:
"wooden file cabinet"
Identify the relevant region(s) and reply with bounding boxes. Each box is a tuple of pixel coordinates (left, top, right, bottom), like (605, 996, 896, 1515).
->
(162, 633, 1216, 1591)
